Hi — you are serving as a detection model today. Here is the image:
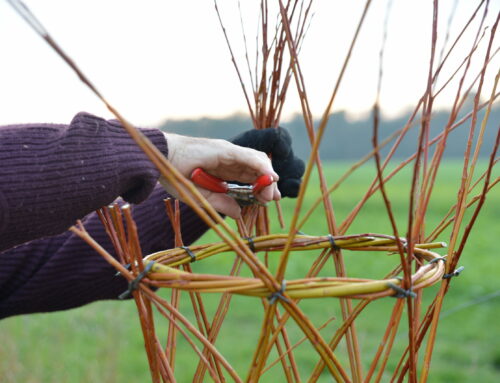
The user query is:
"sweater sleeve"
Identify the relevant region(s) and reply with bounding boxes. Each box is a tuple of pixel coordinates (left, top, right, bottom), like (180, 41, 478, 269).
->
(0, 112, 168, 252)
(0, 112, 211, 319)
(0, 186, 209, 319)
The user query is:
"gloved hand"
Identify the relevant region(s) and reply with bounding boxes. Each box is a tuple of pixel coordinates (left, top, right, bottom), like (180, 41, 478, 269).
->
(231, 127, 305, 197)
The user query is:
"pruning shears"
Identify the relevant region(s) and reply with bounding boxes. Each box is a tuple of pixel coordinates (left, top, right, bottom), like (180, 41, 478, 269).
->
(190, 167, 273, 206)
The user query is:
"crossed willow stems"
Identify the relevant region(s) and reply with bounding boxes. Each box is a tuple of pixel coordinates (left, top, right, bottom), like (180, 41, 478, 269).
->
(8, 0, 500, 382)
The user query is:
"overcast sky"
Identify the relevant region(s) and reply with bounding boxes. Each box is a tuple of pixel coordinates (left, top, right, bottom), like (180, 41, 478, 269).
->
(1, 0, 498, 127)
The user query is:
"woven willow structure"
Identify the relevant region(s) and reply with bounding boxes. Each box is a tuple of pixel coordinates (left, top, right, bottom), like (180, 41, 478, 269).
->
(9, 0, 499, 382)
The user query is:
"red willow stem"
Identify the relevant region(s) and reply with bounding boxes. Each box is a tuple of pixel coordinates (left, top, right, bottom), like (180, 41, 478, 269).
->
(253, 248, 331, 379)
(415, 0, 491, 242)
(432, 0, 486, 91)
(196, 211, 293, 381)
(309, 299, 373, 382)
(364, 299, 405, 382)
(163, 199, 181, 370)
(148, 298, 222, 383)
(339, 1, 490, 237)
(373, 303, 405, 383)
(214, 0, 257, 128)
(274, 311, 301, 382)
(425, 172, 499, 243)
(237, 0, 257, 95)
(369, 9, 411, 381)
(193, 257, 244, 382)
(371, 103, 410, 376)
(452, 128, 499, 276)
(167, 199, 224, 381)
(395, 118, 497, 381)
(257, 0, 269, 129)
(243, 207, 300, 382)
(338, 92, 498, 238)
(433, 0, 459, 92)
(262, 315, 337, 375)
(96, 208, 126, 264)
(155, 335, 176, 382)
(277, 2, 373, 380)
(71, 222, 243, 382)
(213, 2, 355, 380)
(404, 3, 440, 381)
(90, 210, 164, 383)
(391, 300, 437, 382)
(194, 212, 265, 382)
(124, 207, 165, 382)
(420, 31, 499, 383)
(366, 3, 411, 370)
(446, 3, 494, 267)
(268, 0, 310, 129)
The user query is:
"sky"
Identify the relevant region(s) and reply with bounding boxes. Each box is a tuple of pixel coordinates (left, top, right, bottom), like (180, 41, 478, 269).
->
(0, 0, 498, 127)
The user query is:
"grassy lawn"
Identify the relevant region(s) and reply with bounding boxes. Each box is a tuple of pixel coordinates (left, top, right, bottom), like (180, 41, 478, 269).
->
(1, 161, 499, 382)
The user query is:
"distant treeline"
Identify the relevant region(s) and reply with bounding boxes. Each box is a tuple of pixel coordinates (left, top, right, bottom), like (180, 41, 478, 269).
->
(159, 102, 499, 161)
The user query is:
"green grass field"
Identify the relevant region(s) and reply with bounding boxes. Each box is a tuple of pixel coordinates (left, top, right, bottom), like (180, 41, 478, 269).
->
(1, 161, 499, 382)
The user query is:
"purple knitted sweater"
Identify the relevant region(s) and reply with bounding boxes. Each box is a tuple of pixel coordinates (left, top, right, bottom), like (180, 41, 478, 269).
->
(0, 112, 209, 319)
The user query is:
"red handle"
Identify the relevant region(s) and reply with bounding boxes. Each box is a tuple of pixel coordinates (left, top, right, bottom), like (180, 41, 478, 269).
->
(190, 168, 228, 193)
(252, 174, 274, 194)
(191, 168, 273, 194)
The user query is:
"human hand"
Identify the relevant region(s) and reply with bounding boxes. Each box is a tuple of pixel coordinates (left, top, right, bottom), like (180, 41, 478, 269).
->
(230, 127, 305, 197)
(162, 133, 280, 219)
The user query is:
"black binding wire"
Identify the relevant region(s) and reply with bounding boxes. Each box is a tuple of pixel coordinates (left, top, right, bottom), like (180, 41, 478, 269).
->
(245, 237, 256, 253)
(443, 266, 465, 279)
(267, 280, 290, 305)
(387, 282, 417, 299)
(181, 245, 196, 263)
(118, 261, 155, 300)
(429, 256, 447, 264)
(115, 263, 131, 277)
(328, 234, 340, 251)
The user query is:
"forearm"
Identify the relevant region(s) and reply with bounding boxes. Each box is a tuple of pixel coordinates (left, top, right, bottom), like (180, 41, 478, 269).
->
(0, 186, 209, 319)
(0, 112, 168, 251)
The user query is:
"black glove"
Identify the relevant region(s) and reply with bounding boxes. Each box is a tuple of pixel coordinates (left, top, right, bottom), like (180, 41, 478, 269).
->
(231, 127, 305, 197)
